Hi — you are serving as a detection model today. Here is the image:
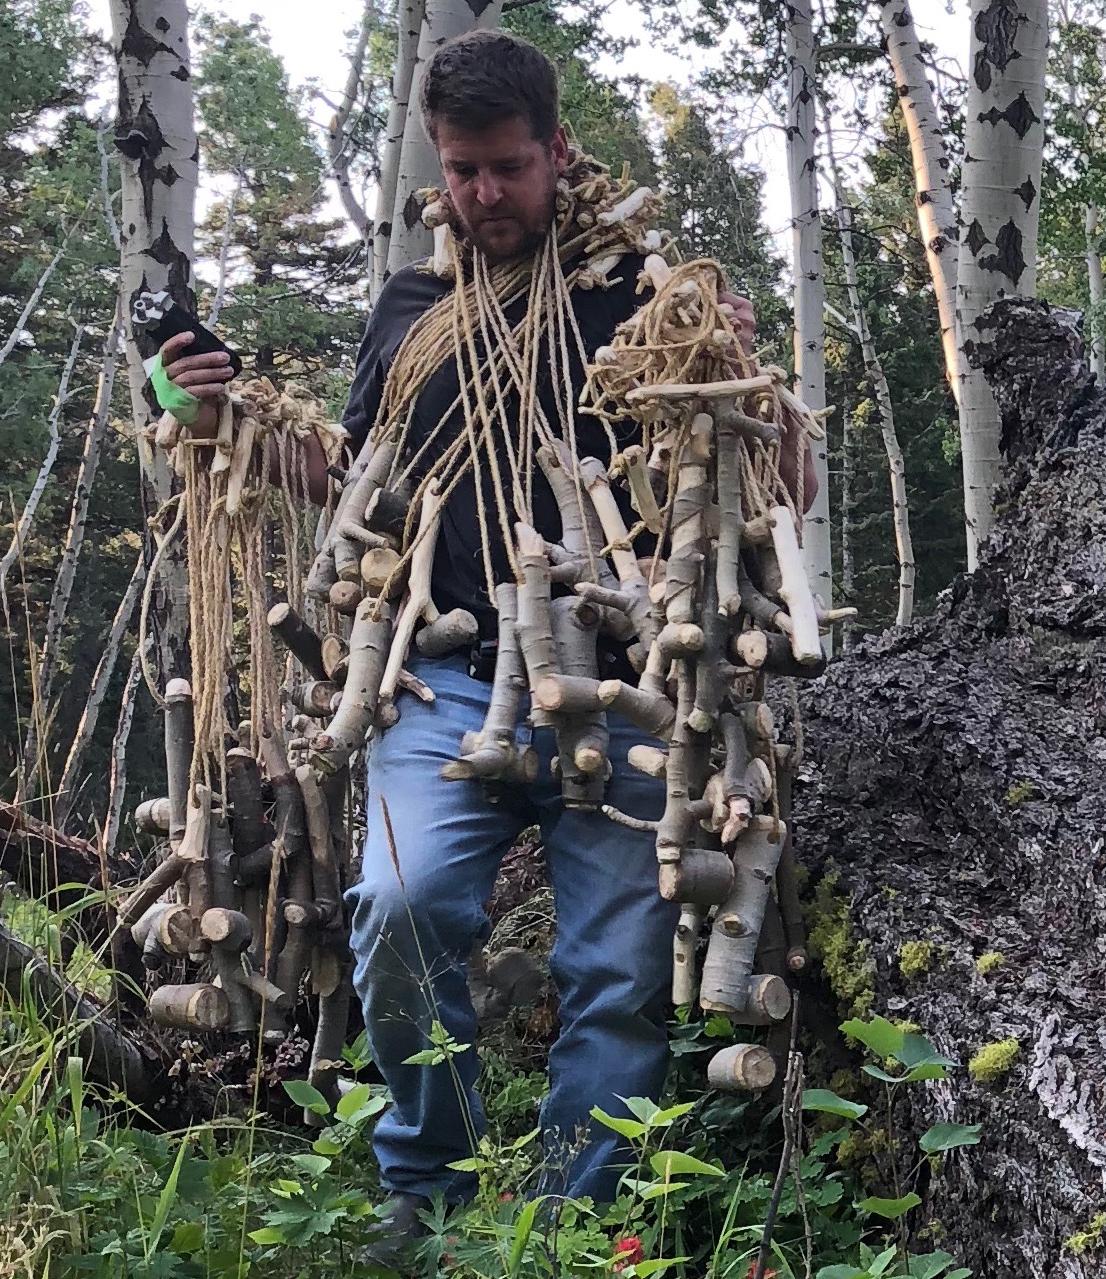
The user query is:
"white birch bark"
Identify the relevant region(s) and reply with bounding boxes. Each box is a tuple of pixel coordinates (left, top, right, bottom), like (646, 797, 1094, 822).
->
(840, 397, 856, 652)
(374, 0, 425, 297)
(18, 321, 122, 804)
(102, 644, 145, 861)
(785, 0, 833, 627)
(877, 0, 962, 402)
(208, 169, 243, 328)
(385, 0, 504, 276)
(956, 0, 1048, 568)
(329, 3, 376, 270)
(54, 551, 145, 830)
(1085, 204, 1105, 381)
(0, 325, 85, 614)
(825, 128, 916, 627)
(110, 0, 198, 680)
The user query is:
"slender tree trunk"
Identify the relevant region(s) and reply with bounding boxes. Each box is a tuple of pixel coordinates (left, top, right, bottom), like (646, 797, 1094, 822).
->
(0, 205, 90, 370)
(877, 0, 962, 403)
(0, 324, 85, 614)
(840, 395, 856, 652)
(956, 0, 1048, 568)
(1085, 203, 1105, 381)
(374, 0, 425, 297)
(329, 3, 377, 273)
(54, 552, 145, 831)
(785, 0, 833, 630)
(825, 125, 916, 628)
(386, 0, 504, 275)
(18, 320, 122, 807)
(208, 169, 243, 328)
(110, 0, 198, 684)
(102, 644, 145, 862)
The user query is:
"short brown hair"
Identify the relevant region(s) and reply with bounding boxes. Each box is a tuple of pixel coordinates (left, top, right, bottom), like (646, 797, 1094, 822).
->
(419, 30, 560, 144)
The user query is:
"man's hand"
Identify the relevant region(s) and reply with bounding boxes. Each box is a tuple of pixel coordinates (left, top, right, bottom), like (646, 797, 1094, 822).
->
(160, 330, 237, 399)
(157, 330, 237, 438)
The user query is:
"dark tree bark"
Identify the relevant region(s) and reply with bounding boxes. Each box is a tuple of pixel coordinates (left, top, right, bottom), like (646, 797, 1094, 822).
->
(795, 299, 1106, 1277)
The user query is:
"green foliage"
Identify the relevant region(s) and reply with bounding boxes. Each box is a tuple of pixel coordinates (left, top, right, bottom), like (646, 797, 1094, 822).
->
(0, 925, 977, 1279)
(0, 0, 91, 144)
(824, 104, 964, 629)
(897, 941, 935, 981)
(806, 868, 876, 1017)
(193, 15, 362, 384)
(967, 1039, 1020, 1085)
(974, 952, 1005, 976)
(504, 1, 657, 184)
(650, 83, 787, 346)
(1065, 1210, 1106, 1256)
(1004, 779, 1038, 806)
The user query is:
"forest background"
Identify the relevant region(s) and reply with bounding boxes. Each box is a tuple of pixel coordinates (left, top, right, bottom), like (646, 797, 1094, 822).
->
(4, 0, 1044, 827)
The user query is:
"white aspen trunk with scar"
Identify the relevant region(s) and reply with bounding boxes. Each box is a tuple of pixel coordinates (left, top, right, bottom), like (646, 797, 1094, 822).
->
(442, 583, 535, 783)
(311, 600, 393, 773)
(379, 483, 444, 702)
(515, 522, 560, 728)
(700, 816, 788, 1014)
(579, 457, 656, 649)
(664, 414, 710, 625)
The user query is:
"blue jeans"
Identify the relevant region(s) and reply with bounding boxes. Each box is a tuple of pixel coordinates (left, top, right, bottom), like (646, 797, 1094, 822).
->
(345, 653, 676, 1204)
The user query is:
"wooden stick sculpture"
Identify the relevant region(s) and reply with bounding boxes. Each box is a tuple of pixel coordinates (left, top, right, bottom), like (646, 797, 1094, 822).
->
(137, 150, 832, 1104)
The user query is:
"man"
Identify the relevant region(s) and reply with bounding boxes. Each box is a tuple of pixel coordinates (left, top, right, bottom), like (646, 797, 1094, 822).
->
(159, 28, 812, 1257)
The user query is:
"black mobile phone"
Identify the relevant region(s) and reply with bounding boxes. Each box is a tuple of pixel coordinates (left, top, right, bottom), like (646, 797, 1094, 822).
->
(132, 290, 243, 376)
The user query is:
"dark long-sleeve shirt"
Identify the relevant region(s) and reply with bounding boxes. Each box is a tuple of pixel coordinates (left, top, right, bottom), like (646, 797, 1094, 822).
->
(342, 254, 649, 636)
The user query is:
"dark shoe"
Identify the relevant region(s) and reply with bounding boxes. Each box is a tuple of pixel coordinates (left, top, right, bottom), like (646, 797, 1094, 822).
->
(357, 1192, 430, 1267)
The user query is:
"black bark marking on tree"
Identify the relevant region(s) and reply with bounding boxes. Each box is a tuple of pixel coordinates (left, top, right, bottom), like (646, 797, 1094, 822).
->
(966, 218, 989, 256)
(402, 189, 422, 231)
(1013, 175, 1037, 211)
(120, 8, 174, 65)
(154, 14, 170, 31)
(467, 0, 495, 13)
(114, 97, 168, 225)
(979, 218, 1026, 285)
(972, 0, 1023, 92)
(379, 220, 392, 238)
(171, 65, 190, 81)
(979, 90, 1039, 139)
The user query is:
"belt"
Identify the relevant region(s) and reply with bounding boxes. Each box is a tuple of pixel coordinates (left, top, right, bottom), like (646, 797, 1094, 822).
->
(466, 636, 636, 684)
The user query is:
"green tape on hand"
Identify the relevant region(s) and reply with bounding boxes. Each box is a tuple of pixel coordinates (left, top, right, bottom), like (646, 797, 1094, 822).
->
(149, 353, 201, 426)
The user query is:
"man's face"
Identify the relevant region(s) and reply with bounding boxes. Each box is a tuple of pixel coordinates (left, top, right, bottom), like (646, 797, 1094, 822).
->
(436, 115, 568, 264)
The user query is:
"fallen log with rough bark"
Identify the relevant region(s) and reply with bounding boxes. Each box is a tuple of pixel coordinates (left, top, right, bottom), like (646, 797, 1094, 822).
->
(794, 299, 1106, 1279)
(0, 799, 139, 941)
(0, 918, 153, 1098)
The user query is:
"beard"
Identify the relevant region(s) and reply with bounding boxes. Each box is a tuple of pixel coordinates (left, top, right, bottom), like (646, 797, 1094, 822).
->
(464, 197, 556, 265)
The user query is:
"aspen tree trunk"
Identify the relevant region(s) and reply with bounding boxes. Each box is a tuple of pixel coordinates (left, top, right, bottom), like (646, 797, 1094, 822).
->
(329, 3, 376, 270)
(110, 0, 198, 682)
(0, 209, 90, 371)
(385, 0, 504, 275)
(785, 0, 833, 629)
(839, 398, 856, 652)
(102, 645, 145, 861)
(825, 127, 915, 627)
(55, 552, 145, 831)
(18, 321, 122, 806)
(956, 0, 1048, 568)
(1085, 204, 1105, 381)
(877, 0, 961, 403)
(0, 324, 85, 613)
(374, 0, 424, 296)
